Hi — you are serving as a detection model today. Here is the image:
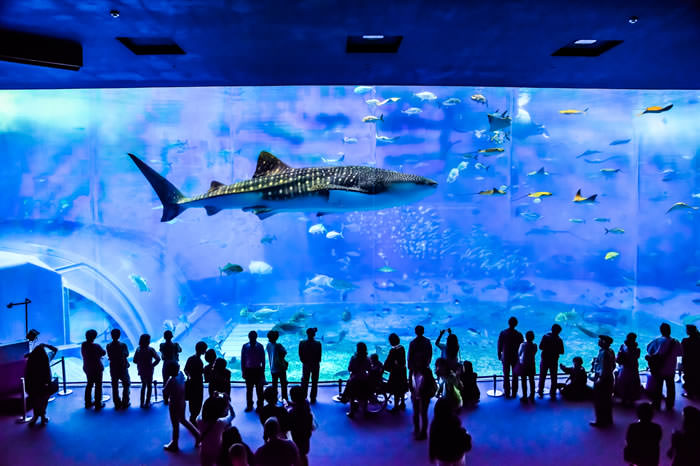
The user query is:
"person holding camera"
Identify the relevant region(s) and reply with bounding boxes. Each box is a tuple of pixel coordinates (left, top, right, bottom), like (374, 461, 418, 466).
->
(242, 331, 266, 412)
(299, 328, 322, 404)
(197, 392, 235, 466)
(267, 330, 289, 402)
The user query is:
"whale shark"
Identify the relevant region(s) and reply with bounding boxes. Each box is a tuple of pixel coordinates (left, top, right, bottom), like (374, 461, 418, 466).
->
(129, 151, 438, 222)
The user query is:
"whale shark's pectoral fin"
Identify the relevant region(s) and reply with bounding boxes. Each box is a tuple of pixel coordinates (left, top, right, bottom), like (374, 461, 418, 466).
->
(242, 205, 278, 220)
(208, 181, 224, 192)
(253, 151, 292, 178)
(205, 206, 222, 216)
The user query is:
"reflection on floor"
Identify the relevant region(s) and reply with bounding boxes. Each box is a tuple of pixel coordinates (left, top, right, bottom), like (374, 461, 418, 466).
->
(2, 381, 699, 466)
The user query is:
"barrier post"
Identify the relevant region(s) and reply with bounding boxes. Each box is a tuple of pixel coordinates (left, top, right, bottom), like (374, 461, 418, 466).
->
(57, 357, 73, 396)
(151, 380, 163, 404)
(486, 374, 504, 397)
(16, 377, 32, 423)
(332, 378, 344, 402)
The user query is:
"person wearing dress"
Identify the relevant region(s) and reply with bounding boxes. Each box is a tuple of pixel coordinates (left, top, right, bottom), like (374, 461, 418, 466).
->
(384, 333, 408, 412)
(615, 333, 641, 405)
(133, 334, 160, 408)
(591, 335, 616, 427)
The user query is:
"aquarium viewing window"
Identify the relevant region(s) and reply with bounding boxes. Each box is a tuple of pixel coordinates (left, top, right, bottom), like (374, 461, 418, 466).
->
(0, 85, 697, 382)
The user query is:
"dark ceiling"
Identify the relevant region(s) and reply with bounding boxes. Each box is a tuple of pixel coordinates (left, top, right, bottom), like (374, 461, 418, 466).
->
(0, 0, 699, 90)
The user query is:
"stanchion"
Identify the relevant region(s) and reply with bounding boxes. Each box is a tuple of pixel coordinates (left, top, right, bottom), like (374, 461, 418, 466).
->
(486, 374, 503, 397)
(57, 357, 72, 396)
(16, 377, 32, 424)
(332, 378, 344, 402)
(151, 380, 163, 404)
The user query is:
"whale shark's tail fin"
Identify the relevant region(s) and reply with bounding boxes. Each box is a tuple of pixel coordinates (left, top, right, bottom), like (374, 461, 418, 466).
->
(129, 153, 186, 222)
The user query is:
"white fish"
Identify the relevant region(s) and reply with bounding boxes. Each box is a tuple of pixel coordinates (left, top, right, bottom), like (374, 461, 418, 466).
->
(253, 307, 278, 318)
(474, 129, 486, 139)
(442, 97, 461, 106)
(354, 86, 374, 94)
(303, 286, 326, 296)
(343, 136, 358, 144)
(321, 153, 345, 163)
(447, 168, 460, 184)
(308, 224, 327, 235)
(457, 161, 468, 171)
(326, 230, 343, 239)
(415, 91, 437, 101)
(248, 260, 273, 275)
(692, 193, 700, 199)
(402, 107, 422, 115)
(307, 274, 334, 287)
(376, 135, 400, 143)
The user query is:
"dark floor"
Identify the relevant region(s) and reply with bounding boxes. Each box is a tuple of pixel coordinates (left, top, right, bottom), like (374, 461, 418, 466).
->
(1, 381, 698, 466)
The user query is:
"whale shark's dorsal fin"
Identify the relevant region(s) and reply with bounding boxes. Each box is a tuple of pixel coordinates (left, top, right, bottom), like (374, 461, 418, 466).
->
(208, 181, 224, 192)
(253, 151, 291, 178)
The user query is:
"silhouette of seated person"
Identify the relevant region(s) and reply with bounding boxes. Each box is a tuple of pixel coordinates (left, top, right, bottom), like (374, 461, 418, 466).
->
(369, 353, 385, 392)
(459, 360, 480, 405)
(344, 342, 371, 418)
(210, 358, 231, 397)
(258, 385, 290, 435)
(254, 417, 301, 466)
(558, 356, 593, 401)
(667, 406, 700, 466)
(222, 426, 255, 466)
(435, 357, 463, 412)
(624, 402, 662, 466)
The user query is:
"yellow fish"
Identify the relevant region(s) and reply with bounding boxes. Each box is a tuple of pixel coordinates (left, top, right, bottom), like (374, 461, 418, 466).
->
(559, 108, 588, 115)
(471, 94, 487, 104)
(479, 187, 506, 196)
(528, 192, 552, 198)
(573, 189, 598, 203)
(604, 251, 620, 261)
(666, 202, 699, 213)
(477, 148, 505, 154)
(362, 114, 383, 123)
(639, 104, 673, 115)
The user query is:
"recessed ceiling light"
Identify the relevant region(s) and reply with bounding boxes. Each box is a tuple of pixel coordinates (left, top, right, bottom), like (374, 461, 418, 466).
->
(552, 39, 622, 57)
(628, 16, 639, 24)
(362, 35, 384, 40)
(110, 9, 120, 18)
(346, 35, 402, 53)
(574, 39, 597, 45)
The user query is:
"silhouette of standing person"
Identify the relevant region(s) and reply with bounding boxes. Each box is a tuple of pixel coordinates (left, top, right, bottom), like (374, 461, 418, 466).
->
(681, 325, 700, 399)
(590, 334, 615, 427)
(106, 328, 130, 409)
(429, 397, 472, 465)
(288, 385, 314, 466)
(159, 330, 182, 405)
(498, 317, 523, 399)
(385, 333, 408, 412)
(81, 329, 106, 410)
(163, 363, 200, 452)
(409, 325, 434, 441)
(299, 328, 321, 404)
(211, 358, 232, 397)
(646, 323, 682, 411)
(133, 333, 160, 408)
(624, 402, 662, 466)
(203, 348, 217, 397)
(267, 330, 289, 402)
(184, 341, 207, 424)
(408, 325, 432, 378)
(615, 333, 641, 405)
(241, 331, 265, 412)
(518, 331, 537, 403)
(538, 324, 564, 399)
(25, 340, 57, 426)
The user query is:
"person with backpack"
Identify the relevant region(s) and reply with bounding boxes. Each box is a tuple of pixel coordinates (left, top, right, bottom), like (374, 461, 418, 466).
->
(429, 397, 472, 465)
(646, 323, 682, 411)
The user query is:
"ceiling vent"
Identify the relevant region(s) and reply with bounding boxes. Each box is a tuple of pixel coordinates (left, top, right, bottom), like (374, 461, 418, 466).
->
(0, 29, 82, 71)
(552, 39, 622, 57)
(117, 37, 185, 55)
(346, 35, 402, 53)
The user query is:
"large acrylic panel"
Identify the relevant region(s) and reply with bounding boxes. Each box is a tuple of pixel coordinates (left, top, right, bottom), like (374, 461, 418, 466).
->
(0, 86, 697, 380)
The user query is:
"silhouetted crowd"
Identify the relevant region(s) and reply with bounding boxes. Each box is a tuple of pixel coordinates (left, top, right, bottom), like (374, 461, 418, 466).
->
(21, 318, 700, 465)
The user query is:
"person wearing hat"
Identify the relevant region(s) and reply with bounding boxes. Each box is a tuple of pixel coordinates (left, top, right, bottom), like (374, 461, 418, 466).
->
(591, 334, 615, 427)
(299, 328, 322, 404)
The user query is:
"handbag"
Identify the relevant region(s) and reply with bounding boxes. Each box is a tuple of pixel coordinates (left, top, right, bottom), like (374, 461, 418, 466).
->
(48, 377, 59, 396)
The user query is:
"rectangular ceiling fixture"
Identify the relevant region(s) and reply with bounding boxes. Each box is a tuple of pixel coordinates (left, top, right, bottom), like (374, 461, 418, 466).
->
(0, 29, 82, 71)
(117, 37, 185, 55)
(552, 39, 622, 57)
(346, 35, 402, 53)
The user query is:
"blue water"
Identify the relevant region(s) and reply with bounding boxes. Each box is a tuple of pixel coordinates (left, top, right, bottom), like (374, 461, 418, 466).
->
(0, 86, 698, 380)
